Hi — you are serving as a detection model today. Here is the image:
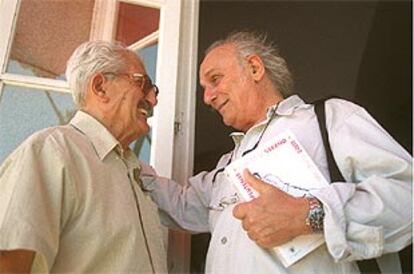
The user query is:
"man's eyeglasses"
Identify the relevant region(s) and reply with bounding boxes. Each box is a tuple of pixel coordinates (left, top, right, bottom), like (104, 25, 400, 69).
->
(105, 72, 159, 96)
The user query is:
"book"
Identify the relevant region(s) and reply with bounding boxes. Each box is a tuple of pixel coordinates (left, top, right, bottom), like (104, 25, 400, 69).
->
(224, 129, 329, 267)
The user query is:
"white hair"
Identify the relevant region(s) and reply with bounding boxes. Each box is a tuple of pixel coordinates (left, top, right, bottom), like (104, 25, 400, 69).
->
(65, 40, 137, 107)
(206, 31, 294, 97)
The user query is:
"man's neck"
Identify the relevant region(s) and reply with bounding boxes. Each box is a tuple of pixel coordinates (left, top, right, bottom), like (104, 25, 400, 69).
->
(80, 107, 131, 150)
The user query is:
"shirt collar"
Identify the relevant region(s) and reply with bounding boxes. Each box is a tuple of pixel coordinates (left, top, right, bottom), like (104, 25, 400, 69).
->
(70, 111, 120, 160)
(230, 94, 306, 143)
(274, 94, 305, 116)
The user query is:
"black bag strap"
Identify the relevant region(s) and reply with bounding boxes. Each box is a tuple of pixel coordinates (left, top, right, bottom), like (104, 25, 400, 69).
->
(313, 98, 345, 182)
(313, 98, 381, 274)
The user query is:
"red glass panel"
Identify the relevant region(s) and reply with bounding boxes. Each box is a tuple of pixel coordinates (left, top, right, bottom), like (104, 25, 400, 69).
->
(116, 2, 160, 46)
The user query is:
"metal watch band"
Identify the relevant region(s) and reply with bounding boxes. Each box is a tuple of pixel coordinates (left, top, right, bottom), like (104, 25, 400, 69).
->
(305, 197, 325, 232)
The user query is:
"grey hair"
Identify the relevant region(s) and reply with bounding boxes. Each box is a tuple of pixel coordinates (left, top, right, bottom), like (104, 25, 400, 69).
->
(205, 31, 294, 97)
(65, 40, 137, 107)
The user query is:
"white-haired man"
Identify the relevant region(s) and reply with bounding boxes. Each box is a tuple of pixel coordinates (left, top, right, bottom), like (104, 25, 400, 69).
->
(141, 31, 412, 273)
(0, 41, 166, 273)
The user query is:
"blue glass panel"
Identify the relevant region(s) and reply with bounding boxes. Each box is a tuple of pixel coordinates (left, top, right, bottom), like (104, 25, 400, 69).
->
(0, 86, 76, 163)
(139, 44, 158, 81)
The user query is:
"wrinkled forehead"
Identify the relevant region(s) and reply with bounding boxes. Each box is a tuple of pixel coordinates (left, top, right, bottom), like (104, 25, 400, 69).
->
(199, 44, 239, 79)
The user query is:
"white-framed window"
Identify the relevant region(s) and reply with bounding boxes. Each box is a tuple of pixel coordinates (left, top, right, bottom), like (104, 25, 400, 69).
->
(0, 0, 199, 272)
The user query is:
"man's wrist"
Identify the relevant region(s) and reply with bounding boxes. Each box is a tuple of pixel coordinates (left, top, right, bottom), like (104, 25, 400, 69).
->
(305, 197, 325, 233)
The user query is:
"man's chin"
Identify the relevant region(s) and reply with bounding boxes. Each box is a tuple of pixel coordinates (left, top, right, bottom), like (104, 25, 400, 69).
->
(134, 122, 150, 138)
(141, 124, 150, 135)
(223, 118, 246, 132)
(222, 117, 236, 129)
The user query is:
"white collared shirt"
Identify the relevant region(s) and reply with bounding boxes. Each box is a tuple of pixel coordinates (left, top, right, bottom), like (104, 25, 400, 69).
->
(143, 95, 412, 274)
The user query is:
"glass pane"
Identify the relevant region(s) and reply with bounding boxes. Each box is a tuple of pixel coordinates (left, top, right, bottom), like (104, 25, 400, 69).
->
(6, 0, 94, 79)
(139, 44, 158, 82)
(116, 2, 160, 46)
(0, 86, 76, 164)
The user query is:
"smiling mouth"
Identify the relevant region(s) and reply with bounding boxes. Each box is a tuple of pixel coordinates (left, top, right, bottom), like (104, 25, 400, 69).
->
(137, 99, 152, 118)
(137, 107, 149, 117)
(217, 99, 229, 112)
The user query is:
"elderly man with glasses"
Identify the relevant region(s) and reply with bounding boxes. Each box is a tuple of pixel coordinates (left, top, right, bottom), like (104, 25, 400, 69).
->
(0, 41, 166, 273)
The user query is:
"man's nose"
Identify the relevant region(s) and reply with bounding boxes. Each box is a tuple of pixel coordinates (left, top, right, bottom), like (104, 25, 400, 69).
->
(203, 87, 216, 105)
(145, 89, 158, 106)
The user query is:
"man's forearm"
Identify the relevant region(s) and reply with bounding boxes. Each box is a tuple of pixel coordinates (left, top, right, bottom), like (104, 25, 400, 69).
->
(0, 249, 35, 274)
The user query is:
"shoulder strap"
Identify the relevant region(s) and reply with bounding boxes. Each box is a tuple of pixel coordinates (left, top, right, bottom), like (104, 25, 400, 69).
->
(313, 98, 381, 274)
(313, 98, 345, 182)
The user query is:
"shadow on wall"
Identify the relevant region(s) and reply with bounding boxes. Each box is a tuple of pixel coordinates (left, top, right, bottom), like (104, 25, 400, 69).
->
(354, 2, 412, 271)
(355, 0, 412, 153)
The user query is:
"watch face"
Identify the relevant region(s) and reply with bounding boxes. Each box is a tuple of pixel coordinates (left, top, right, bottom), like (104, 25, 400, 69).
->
(307, 198, 324, 232)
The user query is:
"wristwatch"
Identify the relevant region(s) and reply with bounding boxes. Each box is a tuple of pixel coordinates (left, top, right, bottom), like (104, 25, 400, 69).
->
(305, 197, 325, 232)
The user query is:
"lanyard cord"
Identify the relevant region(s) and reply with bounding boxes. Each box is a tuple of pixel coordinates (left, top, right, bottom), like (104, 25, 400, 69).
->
(242, 105, 278, 156)
(212, 104, 279, 183)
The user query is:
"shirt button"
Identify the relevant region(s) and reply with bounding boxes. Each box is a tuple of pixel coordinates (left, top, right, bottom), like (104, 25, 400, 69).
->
(221, 237, 227, 244)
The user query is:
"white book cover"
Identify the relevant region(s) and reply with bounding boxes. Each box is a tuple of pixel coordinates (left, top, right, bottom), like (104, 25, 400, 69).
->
(224, 129, 329, 267)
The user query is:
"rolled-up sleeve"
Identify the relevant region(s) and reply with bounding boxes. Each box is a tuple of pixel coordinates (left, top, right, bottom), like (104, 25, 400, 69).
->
(311, 101, 412, 262)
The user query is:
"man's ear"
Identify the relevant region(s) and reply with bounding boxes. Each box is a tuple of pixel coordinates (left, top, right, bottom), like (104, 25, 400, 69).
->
(90, 73, 110, 103)
(247, 54, 265, 81)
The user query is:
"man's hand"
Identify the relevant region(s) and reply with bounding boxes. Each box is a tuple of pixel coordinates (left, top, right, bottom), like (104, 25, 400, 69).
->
(233, 170, 311, 248)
